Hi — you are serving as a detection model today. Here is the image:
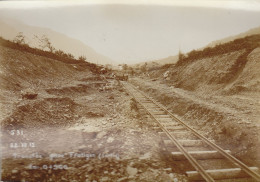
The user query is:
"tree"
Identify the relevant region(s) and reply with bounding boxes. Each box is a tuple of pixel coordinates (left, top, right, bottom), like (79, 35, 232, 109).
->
(55, 49, 66, 57)
(178, 50, 185, 62)
(140, 62, 147, 72)
(78, 55, 87, 61)
(67, 53, 74, 59)
(35, 34, 55, 52)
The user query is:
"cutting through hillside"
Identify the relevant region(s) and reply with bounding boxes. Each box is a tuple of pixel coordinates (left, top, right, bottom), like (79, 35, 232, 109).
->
(0, 33, 260, 182)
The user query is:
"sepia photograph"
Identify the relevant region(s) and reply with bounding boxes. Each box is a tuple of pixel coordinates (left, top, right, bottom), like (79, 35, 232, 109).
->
(0, 0, 260, 181)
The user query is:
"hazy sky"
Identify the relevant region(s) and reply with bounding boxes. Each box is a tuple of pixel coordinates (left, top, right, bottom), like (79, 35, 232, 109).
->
(1, 0, 260, 63)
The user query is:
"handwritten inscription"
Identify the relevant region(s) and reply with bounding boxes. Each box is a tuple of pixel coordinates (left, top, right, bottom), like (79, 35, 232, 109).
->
(10, 130, 24, 136)
(12, 152, 120, 161)
(13, 152, 43, 159)
(10, 142, 35, 148)
(29, 164, 68, 170)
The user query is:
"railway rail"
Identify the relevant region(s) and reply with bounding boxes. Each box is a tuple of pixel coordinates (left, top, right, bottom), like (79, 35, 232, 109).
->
(122, 81, 260, 182)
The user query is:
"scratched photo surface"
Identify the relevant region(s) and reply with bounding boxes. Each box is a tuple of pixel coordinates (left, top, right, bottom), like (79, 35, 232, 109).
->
(0, 1, 260, 181)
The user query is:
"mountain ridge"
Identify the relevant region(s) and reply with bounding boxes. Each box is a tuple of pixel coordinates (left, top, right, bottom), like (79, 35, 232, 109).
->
(207, 26, 260, 48)
(0, 17, 116, 65)
(142, 25, 260, 66)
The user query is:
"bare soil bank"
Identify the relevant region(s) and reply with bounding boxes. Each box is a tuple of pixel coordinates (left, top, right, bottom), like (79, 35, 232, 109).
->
(140, 40, 260, 168)
(130, 77, 260, 167)
(0, 45, 187, 181)
(1, 36, 259, 181)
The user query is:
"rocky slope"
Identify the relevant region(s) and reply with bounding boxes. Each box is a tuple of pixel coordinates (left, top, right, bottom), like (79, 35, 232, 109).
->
(0, 39, 187, 181)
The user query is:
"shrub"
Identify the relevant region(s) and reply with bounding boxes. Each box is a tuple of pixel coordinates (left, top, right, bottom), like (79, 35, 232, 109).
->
(176, 34, 260, 66)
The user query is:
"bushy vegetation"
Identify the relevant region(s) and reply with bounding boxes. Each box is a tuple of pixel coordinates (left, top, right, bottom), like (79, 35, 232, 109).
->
(0, 36, 103, 73)
(160, 63, 174, 69)
(176, 34, 260, 66)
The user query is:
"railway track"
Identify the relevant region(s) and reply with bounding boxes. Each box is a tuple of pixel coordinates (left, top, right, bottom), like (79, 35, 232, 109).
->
(122, 81, 260, 182)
